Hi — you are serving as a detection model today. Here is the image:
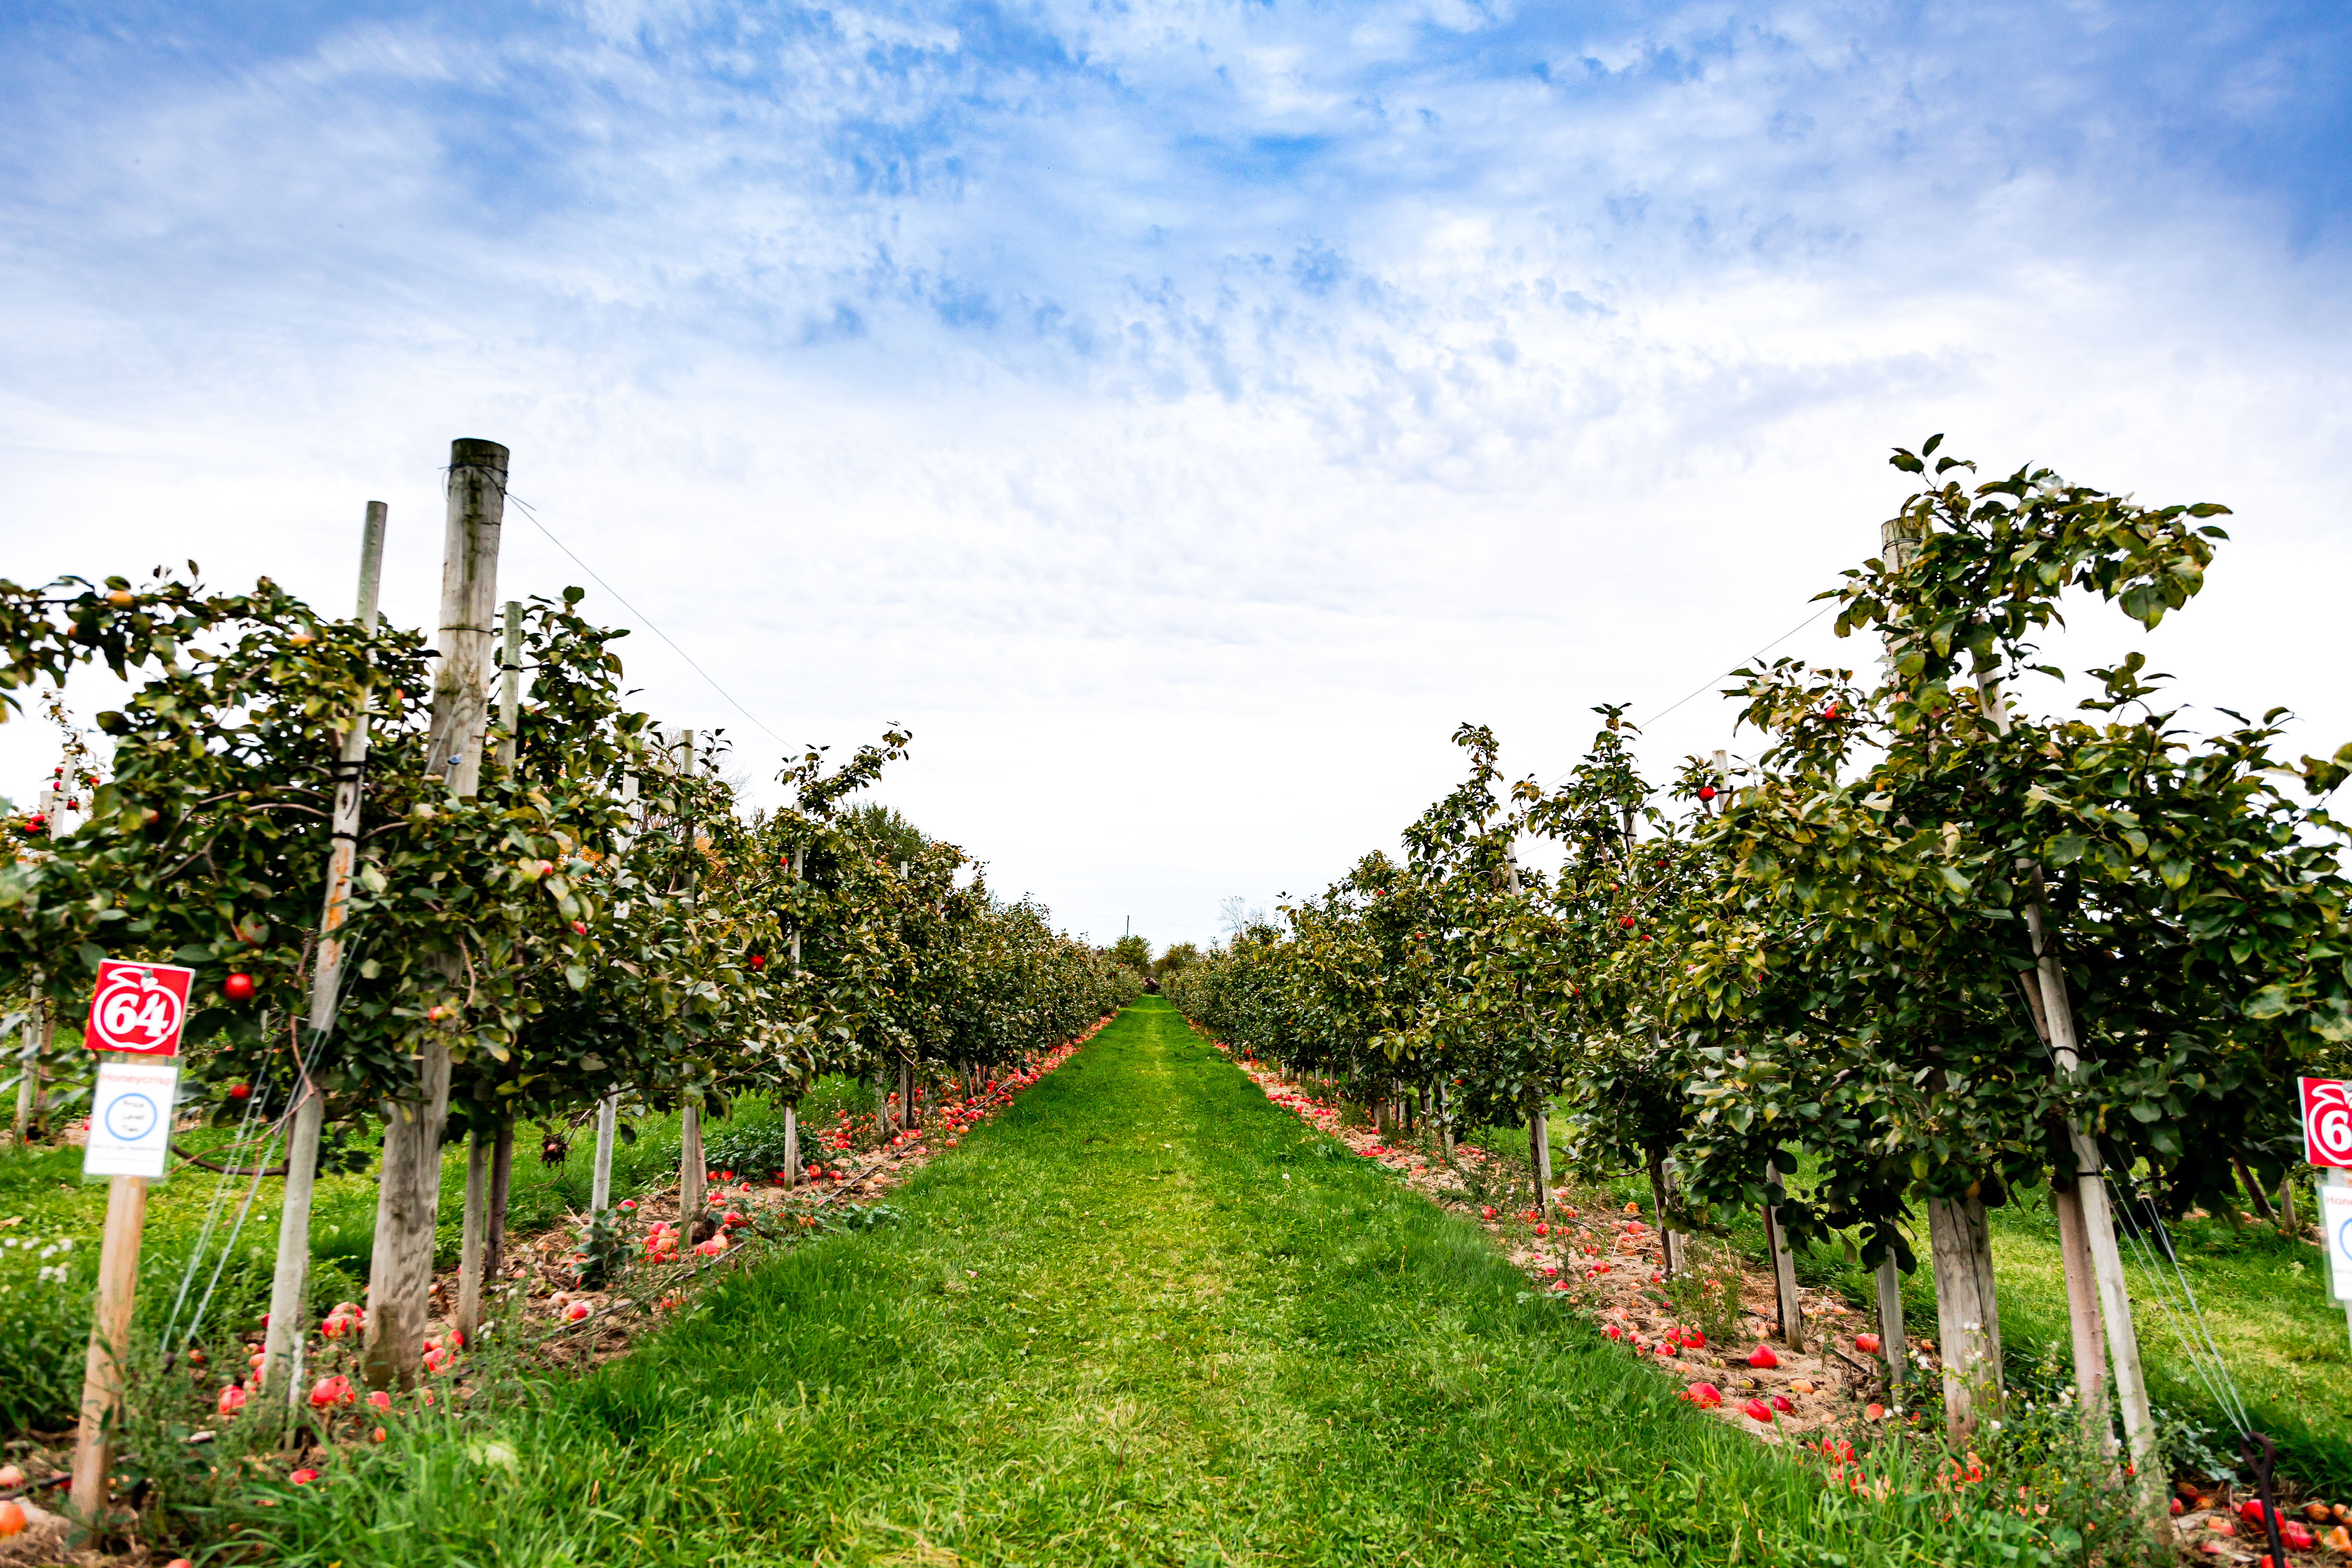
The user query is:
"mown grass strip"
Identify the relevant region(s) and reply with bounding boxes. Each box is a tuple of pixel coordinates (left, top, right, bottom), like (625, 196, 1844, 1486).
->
(246, 1000, 2069, 1566)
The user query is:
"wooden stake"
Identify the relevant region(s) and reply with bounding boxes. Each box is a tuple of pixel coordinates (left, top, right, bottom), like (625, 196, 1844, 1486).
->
(782, 1102, 799, 1188)
(264, 500, 387, 1398)
(1763, 1160, 1805, 1348)
(1529, 1102, 1553, 1221)
(591, 772, 637, 1214)
(496, 600, 522, 770)
(365, 441, 505, 1390)
(591, 1096, 618, 1211)
(67, 1171, 147, 1535)
(680, 1100, 705, 1222)
(1874, 1256, 1906, 1392)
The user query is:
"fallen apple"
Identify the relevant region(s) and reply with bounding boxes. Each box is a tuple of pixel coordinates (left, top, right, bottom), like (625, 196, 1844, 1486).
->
(1747, 1344, 1779, 1369)
(1684, 1382, 1724, 1408)
(1769, 1394, 1794, 1414)
(0, 1504, 23, 1540)
(1854, 1332, 1882, 1355)
(1743, 1398, 1774, 1424)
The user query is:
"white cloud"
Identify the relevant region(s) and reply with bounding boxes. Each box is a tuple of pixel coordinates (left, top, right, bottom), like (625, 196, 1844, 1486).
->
(2, 0, 2347, 947)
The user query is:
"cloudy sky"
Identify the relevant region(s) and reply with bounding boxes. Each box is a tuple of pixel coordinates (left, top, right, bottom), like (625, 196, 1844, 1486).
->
(3, 0, 2347, 949)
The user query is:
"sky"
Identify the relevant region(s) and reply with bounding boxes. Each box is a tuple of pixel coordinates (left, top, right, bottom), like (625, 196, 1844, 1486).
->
(2, 0, 2349, 950)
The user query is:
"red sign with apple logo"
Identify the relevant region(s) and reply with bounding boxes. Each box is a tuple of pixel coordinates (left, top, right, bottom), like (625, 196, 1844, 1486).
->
(84, 961, 195, 1057)
(2303, 1078, 2352, 1170)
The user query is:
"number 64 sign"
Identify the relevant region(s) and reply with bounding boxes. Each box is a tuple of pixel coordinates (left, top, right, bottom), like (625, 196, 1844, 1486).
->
(2303, 1078, 2352, 1170)
(85, 961, 195, 1057)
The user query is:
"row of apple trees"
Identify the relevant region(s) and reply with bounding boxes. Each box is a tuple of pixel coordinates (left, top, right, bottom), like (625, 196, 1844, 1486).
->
(1168, 438, 2352, 1432)
(0, 565, 1136, 1390)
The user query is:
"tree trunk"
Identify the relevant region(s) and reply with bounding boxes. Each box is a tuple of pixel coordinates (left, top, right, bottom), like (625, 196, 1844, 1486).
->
(1926, 1194, 2003, 1439)
(455, 1130, 490, 1342)
(1874, 1256, 1905, 1393)
(2234, 1156, 2277, 1224)
(361, 1047, 453, 1390)
(1761, 1161, 1801, 1343)
(484, 1118, 514, 1298)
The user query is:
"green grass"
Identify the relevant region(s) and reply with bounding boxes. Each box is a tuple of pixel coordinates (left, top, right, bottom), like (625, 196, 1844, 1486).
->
(230, 1000, 2087, 1567)
(0, 1075, 881, 1436)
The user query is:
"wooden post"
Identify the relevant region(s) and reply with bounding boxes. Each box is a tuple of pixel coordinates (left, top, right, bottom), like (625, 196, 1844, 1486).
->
(1529, 1102, 1553, 1221)
(1926, 1194, 2003, 1437)
(591, 772, 637, 1213)
(1762, 1160, 1805, 1348)
(1434, 1078, 1454, 1160)
(455, 1134, 490, 1341)
(591, 1096, 618, 1211)
(1874, 1256, 1906, 1392)
(900, 1060, 916, 1131)
(364, 439, 505, 1390)
(782, 1102, 799, 1188)
(679, 1099, 705, 1221)
(264, 499, 387, 1399)
(66, 1172, 147, 1533)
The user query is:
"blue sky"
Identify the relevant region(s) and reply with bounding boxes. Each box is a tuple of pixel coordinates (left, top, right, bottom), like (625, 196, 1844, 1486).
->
(4, 0, 2349, 946)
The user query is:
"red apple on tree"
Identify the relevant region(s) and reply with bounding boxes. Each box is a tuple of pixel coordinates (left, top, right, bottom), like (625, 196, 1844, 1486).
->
(223, 972, 255, 1001)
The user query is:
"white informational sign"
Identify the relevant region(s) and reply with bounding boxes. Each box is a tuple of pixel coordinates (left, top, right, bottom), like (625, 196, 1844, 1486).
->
(83, 1059, 180, 1179)
(2322, 1180, 2352, 1305)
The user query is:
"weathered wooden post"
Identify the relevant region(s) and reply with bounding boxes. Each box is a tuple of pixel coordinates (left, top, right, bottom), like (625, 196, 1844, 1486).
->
(364, 439, 505, 1390)
(263, 502, 388, 1396)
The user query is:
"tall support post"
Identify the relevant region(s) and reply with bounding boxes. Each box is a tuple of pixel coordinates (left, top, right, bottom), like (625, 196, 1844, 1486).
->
(591, 771, 638, 1214)
(365, 440, 505, 1390)
(673, 731, 709, 1223)
(1763, 1159, 1807, 1349)
(66, 1170, 147, 1533)
(265, 500, 387, 1400)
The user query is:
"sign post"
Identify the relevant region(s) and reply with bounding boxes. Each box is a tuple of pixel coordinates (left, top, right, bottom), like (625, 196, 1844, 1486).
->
(2299, 1079, 2352, 1355)
(67, 961, 191, 1538)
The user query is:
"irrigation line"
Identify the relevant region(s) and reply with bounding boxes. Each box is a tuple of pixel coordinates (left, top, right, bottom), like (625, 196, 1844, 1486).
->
(158, 1051, 281, 1351)
(483, 482, 789, 748)
(2109, 1170, 2254, 1436)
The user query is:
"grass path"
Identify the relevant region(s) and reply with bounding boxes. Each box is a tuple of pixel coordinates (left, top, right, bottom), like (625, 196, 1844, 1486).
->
(260, 1000, 2042, 1567)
